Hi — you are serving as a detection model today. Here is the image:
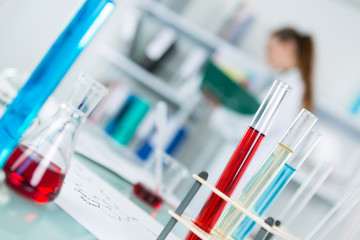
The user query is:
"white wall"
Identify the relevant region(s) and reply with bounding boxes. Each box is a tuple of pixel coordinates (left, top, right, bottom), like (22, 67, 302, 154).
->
(0, 0, 126, 104)
(0, 0, 82, 73)
(240, 0, 360, 118)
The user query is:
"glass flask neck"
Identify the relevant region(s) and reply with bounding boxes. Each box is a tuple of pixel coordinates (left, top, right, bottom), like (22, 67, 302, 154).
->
(250, 80, 291, 135)
(60, 103, 86, 127)
(54, 103, 86, 147)
(66, 74, 108, 119)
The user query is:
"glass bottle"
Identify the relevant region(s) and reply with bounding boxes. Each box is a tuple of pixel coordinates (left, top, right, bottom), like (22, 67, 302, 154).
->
(3, 75, 107, 204)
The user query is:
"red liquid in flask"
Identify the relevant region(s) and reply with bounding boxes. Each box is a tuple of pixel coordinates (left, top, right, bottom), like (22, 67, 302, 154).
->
(133, 182, 164, 209)
(4, 145, 65, 204)
(185, 127, 264, 240)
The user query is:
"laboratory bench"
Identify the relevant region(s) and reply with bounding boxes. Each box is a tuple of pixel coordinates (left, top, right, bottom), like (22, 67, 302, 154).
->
(0, 151, 187, 240)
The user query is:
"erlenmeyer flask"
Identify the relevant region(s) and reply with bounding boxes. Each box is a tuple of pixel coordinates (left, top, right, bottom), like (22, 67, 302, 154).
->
(3, 75, 107, 204)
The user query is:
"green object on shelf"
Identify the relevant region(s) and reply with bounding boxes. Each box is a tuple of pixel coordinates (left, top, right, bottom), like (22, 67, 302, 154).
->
(201, 60, 259, 114)
(112, 96, 150, 145)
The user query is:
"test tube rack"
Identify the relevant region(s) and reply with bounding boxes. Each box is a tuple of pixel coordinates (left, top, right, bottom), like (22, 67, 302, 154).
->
(166, 174, 302, 240)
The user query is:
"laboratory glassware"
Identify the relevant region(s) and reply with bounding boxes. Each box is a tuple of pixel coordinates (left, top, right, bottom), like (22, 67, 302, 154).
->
(337, 202, 360, 240)
(133, 152, 190, 209)
(314, 189, 360, 240)
(214, 109, 317, 239)
(134, 101, 190, 209)
(185, 80, 291, 240)
(231, 130, 321, 240)
(306, 183, 360, 240)
(0, 0, 115, 167)
(280, 161, 333, 226)
(3, 75, 107, 203)
(133, 101, 167, 209)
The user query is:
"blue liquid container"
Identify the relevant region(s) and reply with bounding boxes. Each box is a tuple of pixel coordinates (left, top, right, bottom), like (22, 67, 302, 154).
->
(0, 0, 115, 167)
(136, 127, 187, 161)
(106, 95, 136, 135)
(165, 127, 187, 155)
(350, 92, 360, 115)
(232, 163, 296, 240)
(232, 130, 321, 240)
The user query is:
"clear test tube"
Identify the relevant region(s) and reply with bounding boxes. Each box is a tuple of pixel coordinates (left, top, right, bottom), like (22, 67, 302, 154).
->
(305, 183, 360, 240)
(185, 80, 291, 240)
(213, 109, 318, 239)
(314, 188, 360, 240)
(338, 202, 360, 240)
(280, 161, 334, 225)
(286, 130, 322, 170)
(231, 130, 322, 240)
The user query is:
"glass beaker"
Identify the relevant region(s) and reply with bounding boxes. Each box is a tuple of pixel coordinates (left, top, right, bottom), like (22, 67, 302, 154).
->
(132, 151, 190, 210)
(3, 74, 107, 204)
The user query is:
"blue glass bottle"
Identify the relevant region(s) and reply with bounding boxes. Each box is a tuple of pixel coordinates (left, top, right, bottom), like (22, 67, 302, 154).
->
(0, 0, 115, 167)
(232, 130, 321, 240)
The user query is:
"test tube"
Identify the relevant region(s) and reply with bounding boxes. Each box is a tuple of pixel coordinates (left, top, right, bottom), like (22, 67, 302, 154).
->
(314, 189, 360, 240)
(0, 0, 115, 167)
(214, 109, 318, 239)
(305, 183, 360, 239)
(185, 80, 291, 240)
(231, 130, 322, 240)
(338, 202, 360, 240)
(280, 161, 333, 225)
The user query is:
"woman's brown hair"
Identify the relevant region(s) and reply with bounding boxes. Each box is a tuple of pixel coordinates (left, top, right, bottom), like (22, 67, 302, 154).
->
(272, 28, 314, 111)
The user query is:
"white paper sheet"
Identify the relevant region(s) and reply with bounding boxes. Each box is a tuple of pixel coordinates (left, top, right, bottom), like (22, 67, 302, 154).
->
(55, 157, 179, 240)
(74, 126, 182, 209)
(75, 127, 145, 184)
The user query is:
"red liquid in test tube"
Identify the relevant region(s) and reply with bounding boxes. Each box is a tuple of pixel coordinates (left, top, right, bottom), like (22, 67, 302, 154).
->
(193, 127, 264, 233)
(185, 80, 291, 240)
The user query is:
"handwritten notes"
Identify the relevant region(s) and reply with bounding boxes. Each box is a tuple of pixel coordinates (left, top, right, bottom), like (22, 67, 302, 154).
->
(55, 157, 179, 240)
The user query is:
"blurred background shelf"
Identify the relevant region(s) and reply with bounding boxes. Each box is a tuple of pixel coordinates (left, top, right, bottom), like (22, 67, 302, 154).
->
(98, 45, 202, 106)
(135, 0, 227, 52)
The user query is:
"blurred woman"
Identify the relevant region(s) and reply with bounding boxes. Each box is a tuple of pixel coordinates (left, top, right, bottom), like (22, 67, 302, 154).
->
(268, 27, 314, 112)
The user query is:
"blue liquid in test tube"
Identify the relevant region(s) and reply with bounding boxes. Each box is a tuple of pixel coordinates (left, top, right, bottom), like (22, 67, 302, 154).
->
(232, 163, 295, 240)
(350, 92, 360, 114)
(232, 130, 321, 240)
(0, 0, 115, 167)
